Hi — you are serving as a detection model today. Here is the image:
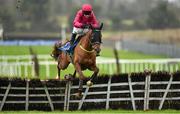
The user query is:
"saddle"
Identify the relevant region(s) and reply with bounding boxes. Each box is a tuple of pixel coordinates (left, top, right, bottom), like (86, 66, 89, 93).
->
(58, 36, 81, 56)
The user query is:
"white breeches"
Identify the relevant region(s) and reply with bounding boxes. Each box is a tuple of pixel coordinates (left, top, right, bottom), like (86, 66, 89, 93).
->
(72, 27, 89, 35)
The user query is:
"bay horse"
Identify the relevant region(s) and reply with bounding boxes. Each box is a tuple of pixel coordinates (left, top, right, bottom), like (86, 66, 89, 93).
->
(52, 23, 103, 97)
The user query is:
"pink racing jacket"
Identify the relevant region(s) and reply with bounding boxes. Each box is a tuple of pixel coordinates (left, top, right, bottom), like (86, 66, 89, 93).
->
(73, 10, 99, 28)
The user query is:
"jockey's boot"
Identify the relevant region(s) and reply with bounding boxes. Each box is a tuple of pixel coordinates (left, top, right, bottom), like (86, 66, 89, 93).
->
(70, 33, 77, 46)
(69, 33, 77, 57)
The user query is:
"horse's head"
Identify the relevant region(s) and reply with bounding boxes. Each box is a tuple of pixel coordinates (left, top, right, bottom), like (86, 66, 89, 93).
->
(90, 23, 103, 54)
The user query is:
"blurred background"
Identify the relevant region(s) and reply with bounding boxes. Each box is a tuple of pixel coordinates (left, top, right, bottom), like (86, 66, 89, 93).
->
(0, 1, 180, 111)
(1, 0, 180, 56)
(1, 0, 180, 32)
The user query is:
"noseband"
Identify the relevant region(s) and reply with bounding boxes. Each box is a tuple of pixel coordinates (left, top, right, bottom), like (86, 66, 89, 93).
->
(90, 29, 102, 45)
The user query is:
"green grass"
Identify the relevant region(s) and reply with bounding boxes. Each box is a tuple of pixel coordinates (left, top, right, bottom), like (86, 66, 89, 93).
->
(100, 47, 166, 59)
(0, 45, 166, 59)
(0, 109, 179, 114)
(0, 46, 53, 55)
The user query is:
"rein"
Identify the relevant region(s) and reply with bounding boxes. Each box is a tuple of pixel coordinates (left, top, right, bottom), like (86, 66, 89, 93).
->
(79, 44, 94, 53)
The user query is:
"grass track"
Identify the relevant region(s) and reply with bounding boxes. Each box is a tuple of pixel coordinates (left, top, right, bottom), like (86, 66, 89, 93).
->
(0, 45, 166, 59)
(0, 110, 179, 114)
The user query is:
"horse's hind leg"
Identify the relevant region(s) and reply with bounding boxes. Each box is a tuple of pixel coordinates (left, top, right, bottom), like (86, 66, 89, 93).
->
(72, 70, 76, 78)
(56, 64, 61, 80)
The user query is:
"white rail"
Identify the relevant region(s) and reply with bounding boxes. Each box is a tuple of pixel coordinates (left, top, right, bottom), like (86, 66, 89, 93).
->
(0, 55, 180, 78)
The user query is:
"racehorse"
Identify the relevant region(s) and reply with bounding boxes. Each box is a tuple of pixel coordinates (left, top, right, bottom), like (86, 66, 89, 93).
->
(52, 23, 103, 97)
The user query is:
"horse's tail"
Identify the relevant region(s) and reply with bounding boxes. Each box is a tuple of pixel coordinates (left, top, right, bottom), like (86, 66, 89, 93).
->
(51, 41, 62, 60)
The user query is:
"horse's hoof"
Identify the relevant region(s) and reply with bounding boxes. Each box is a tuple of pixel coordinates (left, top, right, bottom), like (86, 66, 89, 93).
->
(64, 74, 74, 81)
(75, 92, 83, 99)
(56, 76, 60, 80)
(64, 74, 70, 80)
(86, 80, 93, 87)
(80, 76, 86, 80)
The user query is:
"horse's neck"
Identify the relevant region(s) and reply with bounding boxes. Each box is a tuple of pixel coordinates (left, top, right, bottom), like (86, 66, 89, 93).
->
(80, 31, 92, 50)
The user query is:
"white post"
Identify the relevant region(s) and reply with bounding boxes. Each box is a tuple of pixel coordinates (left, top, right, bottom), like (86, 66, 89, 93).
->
(115, 41, 122, 50)
(0, 24, 3, 41)
(61, 24, 66, 42)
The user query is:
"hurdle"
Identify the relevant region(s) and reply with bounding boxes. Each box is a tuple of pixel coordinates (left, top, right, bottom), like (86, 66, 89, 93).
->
(0, 71, 180, 111)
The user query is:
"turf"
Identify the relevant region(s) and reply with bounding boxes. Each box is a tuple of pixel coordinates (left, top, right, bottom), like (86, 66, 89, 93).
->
(0, 45, 166, 59)
(0, 110, 179, 114)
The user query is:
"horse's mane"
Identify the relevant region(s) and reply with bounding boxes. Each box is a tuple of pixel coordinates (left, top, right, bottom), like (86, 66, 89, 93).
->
(51, 31, 91, 60)
(77, 33, 87, 40)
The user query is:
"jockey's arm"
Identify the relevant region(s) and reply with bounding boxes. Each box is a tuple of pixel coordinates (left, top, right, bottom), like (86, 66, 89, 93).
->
(73, 11, 84, 28)
(91, 12, 99, 28)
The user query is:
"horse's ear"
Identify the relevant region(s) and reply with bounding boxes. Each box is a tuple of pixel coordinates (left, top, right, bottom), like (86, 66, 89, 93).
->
(99, 23, 103, 30)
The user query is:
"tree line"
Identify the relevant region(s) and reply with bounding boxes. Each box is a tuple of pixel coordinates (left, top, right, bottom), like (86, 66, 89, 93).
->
(0, 0, 180, 33)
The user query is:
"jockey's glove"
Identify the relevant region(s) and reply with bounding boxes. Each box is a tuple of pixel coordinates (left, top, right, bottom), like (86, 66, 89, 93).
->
(82, 24, 91, 29)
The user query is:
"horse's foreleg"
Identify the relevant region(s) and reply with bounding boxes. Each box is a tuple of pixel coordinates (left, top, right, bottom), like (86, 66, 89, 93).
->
(74, 63, 86, 80)
(90, 66, 99, 81)
(72, 70, 76, 78)
(75, 79, 83, 98)
(86, 66, 99, 87)
(78, 79, 83, 94)
(74, 63, 85, 97)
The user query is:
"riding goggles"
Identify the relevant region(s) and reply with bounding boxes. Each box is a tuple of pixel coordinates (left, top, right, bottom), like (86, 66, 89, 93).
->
(83, 11, 91, 15)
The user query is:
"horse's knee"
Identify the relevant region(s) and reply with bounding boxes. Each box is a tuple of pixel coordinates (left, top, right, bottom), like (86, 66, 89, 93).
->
(57, 62, 63, 70)
(57, 65, 60, 71)
(95, 67, 99, 73)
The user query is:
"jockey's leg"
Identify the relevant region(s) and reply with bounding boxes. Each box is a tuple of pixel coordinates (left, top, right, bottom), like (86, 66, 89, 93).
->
(70, 33, 76, 45)
(71, 27, 85, 46)
(70, 27, 81, 45)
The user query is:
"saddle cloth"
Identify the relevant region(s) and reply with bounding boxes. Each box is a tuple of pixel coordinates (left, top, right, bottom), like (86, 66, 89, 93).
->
(58, 36, 81, 54)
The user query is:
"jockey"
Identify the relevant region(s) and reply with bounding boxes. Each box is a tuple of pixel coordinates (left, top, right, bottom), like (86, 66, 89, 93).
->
(70, 4, 99, 47)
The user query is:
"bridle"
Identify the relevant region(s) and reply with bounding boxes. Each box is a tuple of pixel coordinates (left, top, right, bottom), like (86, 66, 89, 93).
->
(80, 29, 102, 53)
(79, 23, 103, 53)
